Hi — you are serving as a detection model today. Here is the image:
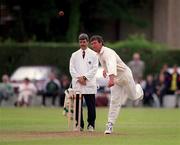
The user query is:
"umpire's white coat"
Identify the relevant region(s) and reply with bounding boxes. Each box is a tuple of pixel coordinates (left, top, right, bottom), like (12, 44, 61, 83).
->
(98, 46, 143, 124)
(70, 48, 98, 94)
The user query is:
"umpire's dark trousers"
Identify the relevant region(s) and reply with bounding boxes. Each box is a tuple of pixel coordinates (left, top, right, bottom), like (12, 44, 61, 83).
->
(75, 94, 96, 129)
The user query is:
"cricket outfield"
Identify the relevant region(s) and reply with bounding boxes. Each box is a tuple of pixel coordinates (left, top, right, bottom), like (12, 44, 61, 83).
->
(0, 107, 180, 145)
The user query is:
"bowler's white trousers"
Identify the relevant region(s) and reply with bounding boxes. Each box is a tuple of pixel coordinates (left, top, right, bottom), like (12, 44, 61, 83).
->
(108, 67, 143, 124)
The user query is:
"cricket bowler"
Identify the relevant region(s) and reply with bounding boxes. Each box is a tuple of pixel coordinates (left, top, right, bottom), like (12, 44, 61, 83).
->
(90, 35, 144, 134)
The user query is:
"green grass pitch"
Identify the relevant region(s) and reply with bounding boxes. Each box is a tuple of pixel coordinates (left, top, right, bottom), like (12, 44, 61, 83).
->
(0, 107, 180, 145)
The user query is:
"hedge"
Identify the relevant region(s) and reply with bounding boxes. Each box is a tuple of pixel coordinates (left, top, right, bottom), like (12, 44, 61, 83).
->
(0, 37, 179, 79)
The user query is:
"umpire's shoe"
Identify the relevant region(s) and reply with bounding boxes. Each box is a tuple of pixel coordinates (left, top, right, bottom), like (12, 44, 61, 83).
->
(87, 125, 94, 132)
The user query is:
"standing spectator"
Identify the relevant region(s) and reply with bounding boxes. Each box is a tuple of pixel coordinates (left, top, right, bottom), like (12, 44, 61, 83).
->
(128, 52, 145, 83)
(166, 65, 180, 95)
(0, 74, 14, 105)
(90, 35, 143, 134)
(154, 63, 170, 107)
(59, 74, 70, 106)
(159, 63, 171, 86)
(160, 63, 170, 79)
(16, 78, 37, 107)
(69, 33, 98, 131)
(42, 72, 61, 107)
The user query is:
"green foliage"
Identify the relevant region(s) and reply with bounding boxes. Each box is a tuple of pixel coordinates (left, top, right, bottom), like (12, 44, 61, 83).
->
(110, 35, 167, 51)
(4, 0, 58, 41)
(3, 0, 152, 42)
(66, 0, 80, 42)
(0, 42, 78, 77)
(107, 35, 177, 76)
(94, 0, 151, 28)
(0, 36, 180, 77)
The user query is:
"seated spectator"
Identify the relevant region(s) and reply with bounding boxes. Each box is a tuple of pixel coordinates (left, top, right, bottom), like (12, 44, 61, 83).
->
(59, 74, 70, 107)
(16, 78, 37, 107)
(155, 73, 168, 107)
(42, 72, 61, 106)
(142, 74, 156, 107)
(0, 74, 14, 105)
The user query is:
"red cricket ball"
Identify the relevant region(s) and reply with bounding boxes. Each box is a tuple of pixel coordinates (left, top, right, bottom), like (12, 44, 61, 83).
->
(58, 11, 64, 16)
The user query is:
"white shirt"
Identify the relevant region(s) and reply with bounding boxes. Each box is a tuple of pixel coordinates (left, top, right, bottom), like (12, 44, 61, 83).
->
(98, 46, 128, 76)
(19, 83, 37, 96)
(70, 48, 98, 94)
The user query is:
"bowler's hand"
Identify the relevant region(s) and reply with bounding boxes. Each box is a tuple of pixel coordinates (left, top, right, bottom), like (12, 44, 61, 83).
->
(108, 74, 115, 87)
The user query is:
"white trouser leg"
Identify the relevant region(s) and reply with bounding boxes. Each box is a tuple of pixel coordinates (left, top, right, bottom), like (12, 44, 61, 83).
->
(18, 94, 23, 102)
(123, 68, 143, 101)
(18, 92, 30, 104)
(108, 84, 127, 124)
(23, 94, 29, 104)
(127, 82, 143, 100)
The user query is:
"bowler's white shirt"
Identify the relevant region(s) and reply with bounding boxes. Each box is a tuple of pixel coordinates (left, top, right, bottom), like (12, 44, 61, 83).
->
(70, 48, 98, 94)
(98, 46, 128, 76)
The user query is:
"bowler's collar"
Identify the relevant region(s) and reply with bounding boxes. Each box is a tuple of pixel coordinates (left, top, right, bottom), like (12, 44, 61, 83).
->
(99, 46, 105, 55)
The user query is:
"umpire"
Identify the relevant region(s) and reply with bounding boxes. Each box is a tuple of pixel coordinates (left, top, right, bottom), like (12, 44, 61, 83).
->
(69, 33, 98, 131)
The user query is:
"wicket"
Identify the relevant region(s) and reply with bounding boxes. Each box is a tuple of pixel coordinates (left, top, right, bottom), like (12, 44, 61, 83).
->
(67, 90, 82, 131)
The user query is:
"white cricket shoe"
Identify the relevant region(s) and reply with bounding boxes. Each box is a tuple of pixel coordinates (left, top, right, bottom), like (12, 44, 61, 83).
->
(87, 125, 94, 132)
(136, 84, 144, 101)
(104, 122, 113, 134)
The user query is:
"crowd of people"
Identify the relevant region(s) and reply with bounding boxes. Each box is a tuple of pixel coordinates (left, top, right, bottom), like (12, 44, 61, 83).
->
(0, 72, 71, 107)
(0, 61, 179, 109)
(141, 64, 180, 108)
(127, 52, 180, 108)
(0, 58, 179, 109)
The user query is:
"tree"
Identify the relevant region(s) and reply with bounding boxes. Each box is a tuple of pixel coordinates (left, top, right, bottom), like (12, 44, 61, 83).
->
(66, 0, 80, 42)
(2, 0, 152, 42)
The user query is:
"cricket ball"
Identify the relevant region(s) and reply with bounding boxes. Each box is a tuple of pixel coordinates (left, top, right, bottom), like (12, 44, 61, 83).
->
(58, 11, 64, 16)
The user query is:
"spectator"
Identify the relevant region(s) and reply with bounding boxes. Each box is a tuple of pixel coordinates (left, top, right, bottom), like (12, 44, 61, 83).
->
(142, 74, 156, 107)
(160, 64, 170, 78)
(155, 73, 168, 107)
(42, 72, 61, 106)
(59, 74, 70, 106)
(159, 64, 171, 84)
(16, 78, 37, 107)
(166, 65, 180, 95)
(128, 52, 145, 83)
(0, 74, 14, 105)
